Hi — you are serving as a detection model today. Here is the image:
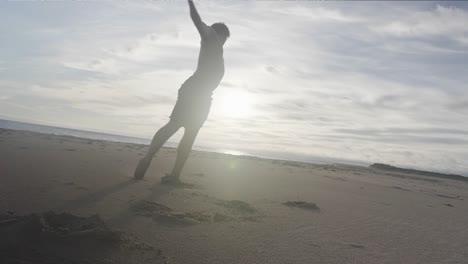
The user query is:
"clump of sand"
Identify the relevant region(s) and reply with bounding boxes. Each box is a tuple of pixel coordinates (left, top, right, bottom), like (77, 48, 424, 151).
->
(0, 211, 166, 264)
(129, 199, 261, 225)
(215, 200, 257, 214)
(283, 201, 320, 211)
(130, 200, 212, 225)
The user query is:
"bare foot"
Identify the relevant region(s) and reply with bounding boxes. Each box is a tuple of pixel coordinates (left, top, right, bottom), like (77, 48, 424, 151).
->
(160, 174, 182, 185)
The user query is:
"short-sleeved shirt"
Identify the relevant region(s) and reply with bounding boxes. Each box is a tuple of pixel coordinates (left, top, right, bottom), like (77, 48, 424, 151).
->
(179, 26, 225, 97)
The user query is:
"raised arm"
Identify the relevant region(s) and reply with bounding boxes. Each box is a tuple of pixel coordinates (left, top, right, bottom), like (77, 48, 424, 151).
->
(188, 0, 211, 39)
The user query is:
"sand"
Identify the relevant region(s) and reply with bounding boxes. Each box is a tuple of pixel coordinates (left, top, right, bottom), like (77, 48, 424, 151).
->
(1, 128, 468, 263)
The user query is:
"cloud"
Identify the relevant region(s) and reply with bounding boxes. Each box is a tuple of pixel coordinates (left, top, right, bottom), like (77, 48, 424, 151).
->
(375, 5, 468, 40)
(371, 4, 468, 58)
(63, 31, 199, 75)
(448, 97, 468, 111)
(274, 5, 363, 23)
(333, 128, 468, 145)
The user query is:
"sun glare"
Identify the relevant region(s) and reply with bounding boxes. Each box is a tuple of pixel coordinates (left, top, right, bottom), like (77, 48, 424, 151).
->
(217, 90, 253, 118)
(223, 149, 246, 156)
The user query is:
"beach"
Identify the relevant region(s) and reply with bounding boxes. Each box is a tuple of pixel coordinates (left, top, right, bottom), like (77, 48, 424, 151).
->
(1, 128, 467, 263)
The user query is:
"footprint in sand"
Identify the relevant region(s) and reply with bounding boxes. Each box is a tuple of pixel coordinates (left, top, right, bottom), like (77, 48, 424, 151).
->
(129, 198, 260, 225)
(129, 200, 172, 217)
(392, 186, 412, 192)
(129, 200, 222, 225)
(214, 199, 264, 222)
(215, 200, 257, 214)
(283, 201, 320, 212)
(75, 185, 88, 191)
(436, 194, 463, 200)
(64, 148, 77, 152)
(349, 243, 366, 249)
(324, 175, 347, 181)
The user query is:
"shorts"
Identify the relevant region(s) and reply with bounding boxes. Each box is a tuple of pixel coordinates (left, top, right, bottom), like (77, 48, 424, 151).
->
(170, 90, 212, 129)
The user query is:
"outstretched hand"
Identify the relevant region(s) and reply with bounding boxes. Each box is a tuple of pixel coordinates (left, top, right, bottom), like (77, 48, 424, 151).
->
(188, 0, 210, 39)
(188, 0, 201, 23)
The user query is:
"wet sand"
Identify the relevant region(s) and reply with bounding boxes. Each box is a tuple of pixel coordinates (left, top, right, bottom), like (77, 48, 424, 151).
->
(1, 128, 468, 263)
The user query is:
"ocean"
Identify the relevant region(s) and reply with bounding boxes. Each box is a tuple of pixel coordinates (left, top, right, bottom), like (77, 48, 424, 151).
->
(1, 119, 465, 177)
(0, 119, 361, 166)
(0, 119, 320, 161)
(0, 119, 367, 166)
(0, 119, 228, 153)
(0, 119, 152, 145)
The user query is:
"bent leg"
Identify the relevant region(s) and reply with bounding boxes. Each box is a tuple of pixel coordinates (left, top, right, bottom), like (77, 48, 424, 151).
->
(134, 120, 181, 179)
(167, 127, 200, 180)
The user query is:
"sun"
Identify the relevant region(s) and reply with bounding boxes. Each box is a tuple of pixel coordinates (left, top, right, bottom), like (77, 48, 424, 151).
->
(217, 90, 253, 118)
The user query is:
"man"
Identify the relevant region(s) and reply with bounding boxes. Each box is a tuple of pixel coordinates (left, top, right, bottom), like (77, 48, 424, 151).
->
(134, 0, 230, 183)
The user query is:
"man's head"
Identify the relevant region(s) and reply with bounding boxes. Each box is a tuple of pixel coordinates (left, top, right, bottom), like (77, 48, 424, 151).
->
(211, 23, 230, 44)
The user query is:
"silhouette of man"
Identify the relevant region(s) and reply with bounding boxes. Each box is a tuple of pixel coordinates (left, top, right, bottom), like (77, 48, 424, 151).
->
(134, 0, 230, 183)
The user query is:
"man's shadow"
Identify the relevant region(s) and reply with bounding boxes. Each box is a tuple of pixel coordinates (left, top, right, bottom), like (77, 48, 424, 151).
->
(53, 175, 193, 226)
(53, 179, 137, 212)
(107, 179, 198, 226)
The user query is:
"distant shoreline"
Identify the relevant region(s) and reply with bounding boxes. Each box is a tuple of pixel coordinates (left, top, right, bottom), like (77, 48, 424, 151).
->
(370, 163, 468, 182)
(1, 118, 466, 178)
(0, 118, 151, 145)
(0, 118, 357, 167)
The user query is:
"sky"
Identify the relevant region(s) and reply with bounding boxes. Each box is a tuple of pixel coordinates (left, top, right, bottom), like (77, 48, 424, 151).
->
(1, 1, 468, 175)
